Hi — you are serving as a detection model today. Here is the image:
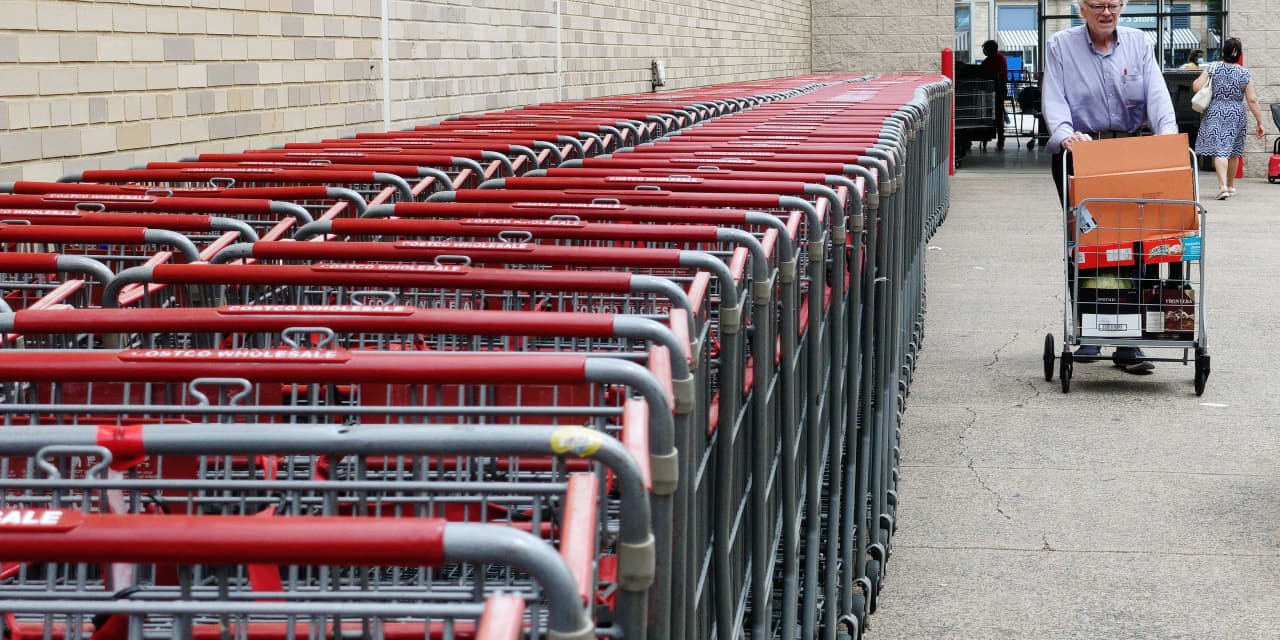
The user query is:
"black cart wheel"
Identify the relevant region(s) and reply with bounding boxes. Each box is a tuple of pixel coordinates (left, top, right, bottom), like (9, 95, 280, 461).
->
(1027, 139, 1036, 150)
(1060, 351, 1073, 393)
(1194, 349, 1210, 396)
(1270, 176, 1277, 184)
(1043, 333, 1056, 381)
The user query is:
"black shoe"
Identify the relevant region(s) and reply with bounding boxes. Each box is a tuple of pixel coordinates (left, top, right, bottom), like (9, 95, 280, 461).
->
(1113, 347, 1155, 373)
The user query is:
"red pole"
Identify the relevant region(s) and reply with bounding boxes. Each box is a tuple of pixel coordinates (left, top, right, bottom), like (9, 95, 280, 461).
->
(1235, 52, 1246, 179)
(942, 48, 955, 175)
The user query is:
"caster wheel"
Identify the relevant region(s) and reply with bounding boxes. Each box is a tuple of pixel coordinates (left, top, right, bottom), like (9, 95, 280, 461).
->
(1194, 349, 1210, 396)
(1060, 351, 1073, 393)
(1027, 140, 1035, 150)
(838, 613, 862, 640)
(1043, 333, 1055, 381)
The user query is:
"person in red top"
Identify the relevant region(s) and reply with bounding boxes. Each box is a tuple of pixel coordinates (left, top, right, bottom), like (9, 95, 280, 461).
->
(980, 40, 1008, 149)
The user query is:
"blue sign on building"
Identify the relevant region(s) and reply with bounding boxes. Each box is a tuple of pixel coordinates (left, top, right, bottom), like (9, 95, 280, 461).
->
(1118, 3, 1157, 28)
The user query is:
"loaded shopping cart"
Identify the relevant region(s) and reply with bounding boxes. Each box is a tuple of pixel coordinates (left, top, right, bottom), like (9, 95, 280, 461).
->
(1043, 135, 1209, 394)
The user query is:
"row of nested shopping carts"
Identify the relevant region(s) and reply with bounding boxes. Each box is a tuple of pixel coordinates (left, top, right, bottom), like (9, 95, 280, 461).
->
(0, 72, 952, 640)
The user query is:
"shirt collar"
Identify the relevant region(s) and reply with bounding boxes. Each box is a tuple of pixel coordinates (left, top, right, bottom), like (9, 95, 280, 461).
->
(1082, 24, 1121, 56)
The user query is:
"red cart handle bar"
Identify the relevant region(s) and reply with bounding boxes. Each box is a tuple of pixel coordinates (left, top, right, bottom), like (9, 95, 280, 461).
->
(3, 182, 368, 213)
(101, 263, 695, 336)
(0, 306, 691, 381)
(0, 253, 113, 283)
(431, 189, 828, 240)
(0, 512, 591, 638)
(209, 240, 741, 316)
(188, 153, 492, 179)
(0, 224, 201, 263)
(0, 208, 258, 242)
(61, 170, 414, 202)
(0, 348, 678, 482)
(140, 162, 453, 190)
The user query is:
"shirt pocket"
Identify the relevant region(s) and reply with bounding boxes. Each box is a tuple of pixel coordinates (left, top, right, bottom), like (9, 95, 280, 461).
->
(1121, 73, 1145, 100)
(1122, 73, 1147, 120)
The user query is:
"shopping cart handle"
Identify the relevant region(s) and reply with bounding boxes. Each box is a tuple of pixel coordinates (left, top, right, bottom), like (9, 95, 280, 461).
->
(0, 514, 593, 638)
(556, 135, 586, 159)
(0, 511, 448, 566)
(478, 151, 516, 177)
(0, 253, 113, 284)
(531, 141, 564, 166)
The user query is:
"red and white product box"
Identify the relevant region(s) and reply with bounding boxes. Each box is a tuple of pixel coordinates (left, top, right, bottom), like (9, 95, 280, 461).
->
(1141, 235, 1200, 264)
(1076, 242, 1136, 269)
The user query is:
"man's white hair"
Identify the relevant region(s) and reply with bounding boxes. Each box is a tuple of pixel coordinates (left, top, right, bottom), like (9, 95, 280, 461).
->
(1076, 0, 1126, 10)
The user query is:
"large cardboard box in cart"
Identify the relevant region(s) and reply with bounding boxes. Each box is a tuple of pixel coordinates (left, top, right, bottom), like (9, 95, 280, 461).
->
(1068, 134, 1198, 248)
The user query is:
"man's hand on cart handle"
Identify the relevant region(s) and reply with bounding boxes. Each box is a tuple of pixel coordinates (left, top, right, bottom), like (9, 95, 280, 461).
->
(1062, 131, 1093, 151)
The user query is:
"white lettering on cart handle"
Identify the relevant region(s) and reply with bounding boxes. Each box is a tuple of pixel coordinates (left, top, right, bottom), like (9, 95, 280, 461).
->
(0, 509, 83, 531)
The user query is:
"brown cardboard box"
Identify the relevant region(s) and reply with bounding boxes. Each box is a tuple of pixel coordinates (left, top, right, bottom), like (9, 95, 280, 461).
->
(1071, 134, 1191, 176)
(1067, 135, 1196, 247)
(1069, 167, 1197, 245)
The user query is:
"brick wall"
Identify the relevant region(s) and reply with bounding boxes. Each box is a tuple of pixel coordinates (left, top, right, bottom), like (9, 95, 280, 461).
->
(812, 0, 952, 75)
(1227, 0, 1278, 178)
(0, 0, 813, 181)
(0, 0, 384, 182)
(386, 0, 811, 126)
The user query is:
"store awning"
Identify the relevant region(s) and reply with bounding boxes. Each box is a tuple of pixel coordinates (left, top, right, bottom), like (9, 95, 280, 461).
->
(1142, 28, 1201, 48)
(999, 30, 1040, 50)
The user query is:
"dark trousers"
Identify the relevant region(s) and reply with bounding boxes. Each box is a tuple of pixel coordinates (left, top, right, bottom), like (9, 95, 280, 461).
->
(994, 91, 1007, 142)
(1051, 150, 1074, 212)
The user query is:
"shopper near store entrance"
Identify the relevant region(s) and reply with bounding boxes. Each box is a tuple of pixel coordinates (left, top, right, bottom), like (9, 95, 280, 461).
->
(1193, 38, 1266, 200)
(1043, 0, 1178, 372)
(980, 40, 1008, 149)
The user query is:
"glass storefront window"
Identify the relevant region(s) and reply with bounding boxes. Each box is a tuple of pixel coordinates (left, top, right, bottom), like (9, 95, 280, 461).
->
(1038, 0, 1226, 71)
(956, 4, 973, 63)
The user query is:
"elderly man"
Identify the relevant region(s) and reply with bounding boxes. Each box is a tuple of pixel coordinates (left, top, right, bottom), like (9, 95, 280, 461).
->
(1042, 0, 1178, 372)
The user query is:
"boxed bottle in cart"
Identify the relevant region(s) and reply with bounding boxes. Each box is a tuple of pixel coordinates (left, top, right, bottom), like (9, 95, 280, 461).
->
(1142, 283, 1195, 339)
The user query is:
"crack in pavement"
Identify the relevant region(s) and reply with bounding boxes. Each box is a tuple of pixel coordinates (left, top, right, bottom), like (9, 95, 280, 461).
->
(984, 331, 1020, 368)
(958, 406, 1013, 522)
(984, 330, 1044, 405)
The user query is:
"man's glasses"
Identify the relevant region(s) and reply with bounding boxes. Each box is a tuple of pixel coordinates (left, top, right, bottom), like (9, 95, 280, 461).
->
(1082, 1, 1123, 14)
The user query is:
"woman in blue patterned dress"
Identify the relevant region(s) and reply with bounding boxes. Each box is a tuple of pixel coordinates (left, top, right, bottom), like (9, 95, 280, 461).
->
(1193, 37, 1266, 200)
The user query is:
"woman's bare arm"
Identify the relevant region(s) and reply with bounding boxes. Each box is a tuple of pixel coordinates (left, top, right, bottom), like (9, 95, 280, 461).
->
(1244, 81, 1266, 138)
(1192, 68, 1209, 92)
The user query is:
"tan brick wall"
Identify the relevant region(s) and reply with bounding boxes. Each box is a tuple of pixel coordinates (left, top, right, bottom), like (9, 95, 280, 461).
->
(0, 0, 385, 182)
(1227, 0, 1279, 178)
(812, 0, 952, 75)
(386, 0, 812, 127)
(0, 0, 814, 181)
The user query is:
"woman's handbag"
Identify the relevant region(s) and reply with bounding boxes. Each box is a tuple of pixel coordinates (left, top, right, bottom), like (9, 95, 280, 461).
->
(1191, 64, 1215, 113)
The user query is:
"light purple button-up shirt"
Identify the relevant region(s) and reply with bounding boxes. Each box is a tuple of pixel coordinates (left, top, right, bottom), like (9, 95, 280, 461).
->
(1042, 25, 1178, 153)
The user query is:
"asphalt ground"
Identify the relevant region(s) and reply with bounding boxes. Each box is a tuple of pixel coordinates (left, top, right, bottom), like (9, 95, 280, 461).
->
(869, 143, 1280, 639)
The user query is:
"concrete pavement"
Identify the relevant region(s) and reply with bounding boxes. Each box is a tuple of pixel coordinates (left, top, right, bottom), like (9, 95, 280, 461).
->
(870, 144, 1280, 639)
